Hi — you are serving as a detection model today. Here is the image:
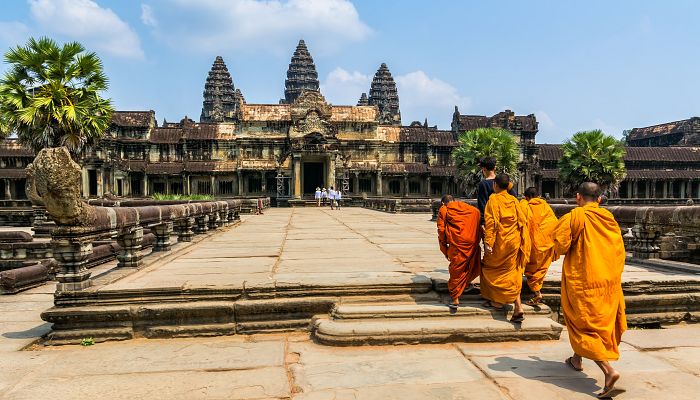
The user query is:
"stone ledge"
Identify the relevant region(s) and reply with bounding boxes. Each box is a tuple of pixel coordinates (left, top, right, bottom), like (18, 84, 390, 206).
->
(312, 316, 564, 346)
(332, 302, 552, 320)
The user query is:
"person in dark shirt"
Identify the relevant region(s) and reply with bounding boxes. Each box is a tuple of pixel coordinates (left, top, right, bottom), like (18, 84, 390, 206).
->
(476, 157, 517, 224)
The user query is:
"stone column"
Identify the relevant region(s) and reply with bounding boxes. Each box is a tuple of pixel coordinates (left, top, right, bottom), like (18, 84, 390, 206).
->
(261, 171, 266, 194)
(425, 176, 431, 197)
(353, 172, 359, 194)
(177, 217, 195, 242)
(117, 227, 144, 268)
(183, 175, 189, 196)
(650, 180, 657, 198)
(143, 174, 149, 197)
(626, 180, 633, 199)
(328, 156, 336, 190)
(293, 156, 301, 198)
(52, 234, 94, 291)
(686, 180, 692, 199)
(237, 169, 243, 196)
(696, 180, 700, 199)
(220, 207, 230, 226)
(376, 170, 383, 196)
(97, 168, 104, 197)
(403, 174, 409, 197)
(211, 175, 216, 196)
(153, 222, 173, 252)
(662, 180, 668, 198)
(680, 180, 687, 199)
(645, 181, 650, 199)
(632, 180, 638, 199)
(4, 178, 11, 199)
(195, 215, 209, 233)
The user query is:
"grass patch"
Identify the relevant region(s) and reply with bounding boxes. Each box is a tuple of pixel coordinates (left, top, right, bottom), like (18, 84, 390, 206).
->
(151, 193, 214, 201)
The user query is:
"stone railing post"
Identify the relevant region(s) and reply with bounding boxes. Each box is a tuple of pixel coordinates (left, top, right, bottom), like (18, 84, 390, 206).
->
(195, 215, 209, 234)
(208, 212, 218, 230)
(177, 217, 195, 242)
(52, 231, 95, 291)
(117, 226, 144, 268)
(216, 210, 225, 228)
(153, 222, 173, 252)
(220, 207, 230, 226)
(631, 223, 660, 259)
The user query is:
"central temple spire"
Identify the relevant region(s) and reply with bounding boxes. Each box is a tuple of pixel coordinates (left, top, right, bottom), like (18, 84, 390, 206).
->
(368, 63, 401, 125)
(284, 39, 320, 104)
(200, 56, 241, 123)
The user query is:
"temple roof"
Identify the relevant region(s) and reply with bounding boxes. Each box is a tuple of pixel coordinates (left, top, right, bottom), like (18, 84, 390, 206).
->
(111, 111, 155, 128)
(284, 40, 320, 104)
(398, 126, 457, 146)
(200, 56, 241, 123)
(357, 92, 369, 106)
(453, 109, 538, 133)
(0, 140, 34, 157)
(0, 168, 27, 178)
(239, 104, 378, 123)
(537, 144, 700, 162)
(382, 162, 429, 174)
(368, 63, 401, 125)
(627, 117, 700, 141)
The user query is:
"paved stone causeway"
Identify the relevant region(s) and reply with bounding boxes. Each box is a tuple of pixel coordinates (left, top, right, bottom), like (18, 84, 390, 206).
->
(2, 208, 700, 399)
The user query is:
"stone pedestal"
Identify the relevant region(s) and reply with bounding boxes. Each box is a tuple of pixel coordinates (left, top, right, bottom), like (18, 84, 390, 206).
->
(220, 208, 230, 226)
(632, 224, 660, 259)
(52, 235, 94, 291)
(153, 222, 173, 252)
(216, 210, 225, 228)
(208, 213, 219, 230)
(117, 227, 144, 268)
(177, 217, 195, 242)
(195, 215, 209, 234)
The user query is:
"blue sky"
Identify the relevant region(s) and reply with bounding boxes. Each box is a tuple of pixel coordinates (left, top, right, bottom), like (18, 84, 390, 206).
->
(2, 0, 699, 143)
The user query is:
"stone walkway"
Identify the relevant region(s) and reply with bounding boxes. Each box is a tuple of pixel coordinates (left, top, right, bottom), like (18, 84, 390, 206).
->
(2, 207, 700, 399)
(99, 208, 700, 291)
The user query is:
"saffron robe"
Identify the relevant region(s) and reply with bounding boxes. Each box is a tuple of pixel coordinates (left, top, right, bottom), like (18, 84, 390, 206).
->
(437, 202, 482, 300)
(520, 198, 558, 292)
(553, 203, 627, 361)
(481, 190, 531, 304)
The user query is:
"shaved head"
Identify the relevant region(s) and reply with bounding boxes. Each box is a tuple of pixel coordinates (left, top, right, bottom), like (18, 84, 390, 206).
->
(577, 182, 600, 202)
(494, 173, 510, 190)
(441, 194, 454, 205)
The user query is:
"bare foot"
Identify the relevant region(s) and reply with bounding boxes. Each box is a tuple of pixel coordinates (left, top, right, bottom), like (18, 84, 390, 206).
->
(605, 370, 620, 390)
(598, 371, 622, 398)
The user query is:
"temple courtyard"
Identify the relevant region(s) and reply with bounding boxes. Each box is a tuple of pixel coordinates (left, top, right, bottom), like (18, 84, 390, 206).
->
(2, 208, 700, 399)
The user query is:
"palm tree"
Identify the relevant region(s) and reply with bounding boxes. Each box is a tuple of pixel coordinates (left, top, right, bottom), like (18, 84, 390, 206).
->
(0, 37, 113, 155)
(558, 129, 626, 196)
(452, 127, 519, 193)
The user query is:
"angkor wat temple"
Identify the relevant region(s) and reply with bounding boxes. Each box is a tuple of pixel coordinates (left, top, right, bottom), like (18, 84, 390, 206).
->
(1, 40, 699, 202)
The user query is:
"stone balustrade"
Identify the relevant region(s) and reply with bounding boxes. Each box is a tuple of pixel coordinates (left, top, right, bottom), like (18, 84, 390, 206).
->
(51, 199, 242, 291)
(430, 199, 700, 263)
(364, 197, 434, 213)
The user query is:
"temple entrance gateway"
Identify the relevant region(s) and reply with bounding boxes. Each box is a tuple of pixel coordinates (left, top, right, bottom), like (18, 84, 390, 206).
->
(303, 161, 324, 195)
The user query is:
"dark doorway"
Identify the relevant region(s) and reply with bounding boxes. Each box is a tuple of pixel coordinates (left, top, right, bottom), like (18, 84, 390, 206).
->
(116, 179, 123, 197)
(303, 162, 324, 195)
(88, 170, 98, 197)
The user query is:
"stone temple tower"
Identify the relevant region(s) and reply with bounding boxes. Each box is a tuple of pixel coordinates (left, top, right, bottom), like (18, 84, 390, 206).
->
(283, 40, 320, 104)
(200, 56, 241, 123)
(368, 63, 401, 125)
(357, 92, 369, 106)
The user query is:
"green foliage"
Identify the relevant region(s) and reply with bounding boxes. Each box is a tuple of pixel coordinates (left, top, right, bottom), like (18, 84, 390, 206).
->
(558, 129, 627, 195)
(452, 127, 520, 191)
(151, 193, 214, 201)
(80, 337, 95, 346)
(0, 37, 113, 155)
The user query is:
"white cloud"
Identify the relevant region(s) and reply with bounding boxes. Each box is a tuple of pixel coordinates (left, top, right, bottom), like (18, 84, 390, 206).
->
(320, 67, 371, 105)
(395, 70, 470, 126)
(591, 118, 623, 138)
(28, 0, 144, 59)
(141, 4, 158, 27)
(535, 110, 555, 130)
(149, 0, 372, 53)
(0, 22, 31, 48)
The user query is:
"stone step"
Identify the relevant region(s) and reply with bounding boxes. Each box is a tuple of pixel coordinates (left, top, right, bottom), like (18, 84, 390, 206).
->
(313, 315, 564, 346)
(332, 301, 552, 320)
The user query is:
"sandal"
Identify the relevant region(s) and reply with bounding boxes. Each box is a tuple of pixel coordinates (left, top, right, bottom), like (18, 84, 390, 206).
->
(447, 303, 459, 310)
(597, 387, 625, 398)
(510, 312, 525, 323)
(565, 357, 583, 372)
(526, 296, 543, 306)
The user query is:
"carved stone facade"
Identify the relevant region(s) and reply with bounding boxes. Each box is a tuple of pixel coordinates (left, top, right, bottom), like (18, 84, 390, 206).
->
(283, 40, 320, 104)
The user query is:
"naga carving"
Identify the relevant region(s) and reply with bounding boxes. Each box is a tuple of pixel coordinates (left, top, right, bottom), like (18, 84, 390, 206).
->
(25, 147, 96, 226)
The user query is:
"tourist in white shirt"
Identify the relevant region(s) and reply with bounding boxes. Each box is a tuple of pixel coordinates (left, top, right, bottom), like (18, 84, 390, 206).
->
(321, 187, 328, 206)
(335, 189, 342, 210)
(328, 187, 336, 209)
(314, 187, 322, 207)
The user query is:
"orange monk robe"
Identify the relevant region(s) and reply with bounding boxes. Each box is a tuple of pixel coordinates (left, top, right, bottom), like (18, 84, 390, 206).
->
(552, 203, 627, 361)
(520, 198, 558, 292)
(481, 191, 531, 304)
(437, 202, 482, 300)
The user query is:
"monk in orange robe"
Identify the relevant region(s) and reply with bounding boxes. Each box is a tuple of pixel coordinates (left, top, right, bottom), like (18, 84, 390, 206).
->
(552, 182, 626, 398)
(519, 187, 558, 305)
(437, 195, 481, 308)
(481, 174, 531, 322)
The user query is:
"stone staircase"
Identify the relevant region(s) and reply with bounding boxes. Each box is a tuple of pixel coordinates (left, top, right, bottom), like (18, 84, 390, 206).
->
(312, 300, 564, 346)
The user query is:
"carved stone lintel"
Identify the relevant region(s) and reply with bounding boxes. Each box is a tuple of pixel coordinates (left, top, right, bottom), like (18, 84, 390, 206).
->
(153, 222, 174, 252)
(117, 227, 144, 268)
(195, 215, 209, 234)
(52, 236, 94, 291)
(178, 217, 195, 242)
